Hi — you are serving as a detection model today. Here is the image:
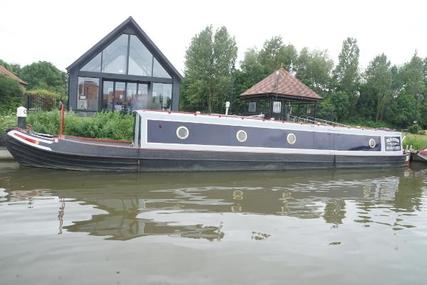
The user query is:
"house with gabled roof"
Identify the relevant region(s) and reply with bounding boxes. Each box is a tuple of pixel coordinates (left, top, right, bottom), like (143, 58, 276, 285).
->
(67, 17, 182, 113)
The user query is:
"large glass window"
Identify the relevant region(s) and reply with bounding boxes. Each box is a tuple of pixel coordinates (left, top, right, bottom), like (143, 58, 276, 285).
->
(114, 82, 126, 111)
(128, 35, 153, 76)
(77, 77, 99, 111)
(80, 33, 173, 79)
(153, 58, 171, 78)
(102, 34, 128, 74)
(81, 52, 101, 72)
(151, 83, 172, 110)
(126, 82, 137, 111)
(137, 83, 149, 110)
(102, 81, 114, 110)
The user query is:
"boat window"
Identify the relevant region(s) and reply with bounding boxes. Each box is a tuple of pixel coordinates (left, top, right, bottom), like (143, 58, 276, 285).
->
(236, 130, 248, 143)
(287, 133, 296, 145)
(77, 77, 99, 111)
(369, 138, 376, 148)
(176, 126, 189, 140)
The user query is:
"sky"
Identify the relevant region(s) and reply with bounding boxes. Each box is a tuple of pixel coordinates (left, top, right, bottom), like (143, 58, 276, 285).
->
(1, 0, 426, 73)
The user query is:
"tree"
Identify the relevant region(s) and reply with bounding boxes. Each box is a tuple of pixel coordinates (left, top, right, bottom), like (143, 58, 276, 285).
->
(258, 36, 297, 72)
(294, 48, 333, 95)
(20, 61, 67, 95)
(332, 37, 360, 118)
(181, 26, 237, 113)
(362, 54, 393, 121)
(0, 75, 23, 114)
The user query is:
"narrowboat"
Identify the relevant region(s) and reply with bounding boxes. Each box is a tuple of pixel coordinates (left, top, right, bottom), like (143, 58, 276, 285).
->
(5, 110, 406, 171)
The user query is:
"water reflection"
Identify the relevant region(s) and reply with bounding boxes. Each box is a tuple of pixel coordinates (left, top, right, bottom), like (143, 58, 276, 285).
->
(0, 165, 426, 241)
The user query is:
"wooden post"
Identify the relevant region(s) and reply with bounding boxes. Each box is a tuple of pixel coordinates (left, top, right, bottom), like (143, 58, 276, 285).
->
(59, 102, 65, 138)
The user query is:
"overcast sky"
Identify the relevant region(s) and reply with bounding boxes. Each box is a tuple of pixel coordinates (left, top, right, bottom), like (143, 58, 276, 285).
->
(1, 0, 426, 73)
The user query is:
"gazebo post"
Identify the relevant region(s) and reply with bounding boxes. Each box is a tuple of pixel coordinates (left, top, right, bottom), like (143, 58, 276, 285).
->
(313, 103, 317, 120)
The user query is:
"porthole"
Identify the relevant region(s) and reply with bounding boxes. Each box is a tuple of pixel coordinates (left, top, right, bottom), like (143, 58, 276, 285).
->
(176, 126, 189, 140)
(287, 133, 296, 145)
(369, 138, 376, 149)
(236, 130, 247, 143)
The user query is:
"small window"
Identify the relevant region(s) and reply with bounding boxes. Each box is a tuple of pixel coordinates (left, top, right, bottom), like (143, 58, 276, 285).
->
(369, 138, 376, 148)
(236, 130, 247, 143)
(176, 126, 189, 140)
(248, 102, 256, 113)
(287, 133, 296, 145)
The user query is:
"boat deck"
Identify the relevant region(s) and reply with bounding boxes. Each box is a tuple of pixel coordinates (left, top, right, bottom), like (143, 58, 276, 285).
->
(63, 136, 133, 147)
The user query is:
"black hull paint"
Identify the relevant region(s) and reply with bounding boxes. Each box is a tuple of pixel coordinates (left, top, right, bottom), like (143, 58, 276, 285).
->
(6, 132, 406, 172)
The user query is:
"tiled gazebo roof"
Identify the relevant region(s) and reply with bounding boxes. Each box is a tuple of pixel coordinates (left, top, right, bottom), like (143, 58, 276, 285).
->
(240, 68, 321, 101)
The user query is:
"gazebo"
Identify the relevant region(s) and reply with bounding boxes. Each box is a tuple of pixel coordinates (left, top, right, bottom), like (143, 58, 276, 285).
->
(240, 68, 322, 120)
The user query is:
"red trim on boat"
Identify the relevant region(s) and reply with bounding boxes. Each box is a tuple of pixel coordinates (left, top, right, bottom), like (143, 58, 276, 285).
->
(15, 132, 39, 144)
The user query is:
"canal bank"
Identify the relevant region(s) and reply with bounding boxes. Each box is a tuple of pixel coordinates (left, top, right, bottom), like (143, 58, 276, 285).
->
(0, 147, 13, 160)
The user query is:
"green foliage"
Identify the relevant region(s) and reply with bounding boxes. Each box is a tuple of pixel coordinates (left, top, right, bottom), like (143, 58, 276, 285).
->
(0, 114, 16, 134)
(408, 123, 422, 134)
(294, 48, 333, 95)
(403, 133, 427, 150)
(26, 111, 133, 140)
(257, 36, 297, 72)
(20, 61, 67, 95)
(361, 54, 393, 121)
(0, 75, 23, 114)
(181, 26, 237, 113)
(332, 38, 360, 119)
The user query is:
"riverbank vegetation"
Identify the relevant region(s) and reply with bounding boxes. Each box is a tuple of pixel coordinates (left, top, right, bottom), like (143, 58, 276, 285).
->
(26, 111, 133, 140)
(404, 132, 427, 150)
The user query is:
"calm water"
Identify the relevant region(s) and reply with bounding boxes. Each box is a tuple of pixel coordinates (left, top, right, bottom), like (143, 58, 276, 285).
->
(0, 162, 427, 285)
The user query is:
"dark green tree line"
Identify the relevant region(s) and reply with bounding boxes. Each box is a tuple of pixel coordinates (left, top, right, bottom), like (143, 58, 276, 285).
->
(182, 28, 427, 130)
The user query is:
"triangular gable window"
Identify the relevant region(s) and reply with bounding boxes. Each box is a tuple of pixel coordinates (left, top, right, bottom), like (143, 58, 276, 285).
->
(128, 35, 153, 76)
(79, 33, 172, 79)
(81, 52, 101, 72)
(102, 34, 128, 74)
(153, 58, 171, 78)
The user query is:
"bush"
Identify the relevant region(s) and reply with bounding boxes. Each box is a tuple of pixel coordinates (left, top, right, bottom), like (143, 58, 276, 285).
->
(404, 133, 427, 150)
(27, 111, 133, 140)
(408, 123, 421, 134)
(0, 75, 23, 114)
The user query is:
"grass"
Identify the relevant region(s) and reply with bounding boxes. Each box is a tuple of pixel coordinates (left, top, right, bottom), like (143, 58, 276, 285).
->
(403, 132, 427, 151)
